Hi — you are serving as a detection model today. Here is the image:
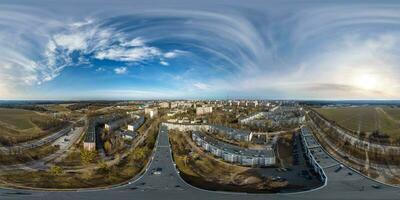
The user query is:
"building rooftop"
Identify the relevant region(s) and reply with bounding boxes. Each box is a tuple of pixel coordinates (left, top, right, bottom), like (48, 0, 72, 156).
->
(300, 126, 313, 137)
(211, 125, 251, 138)
(193, 131, 274, 158)
(128, 116, 145, 129)
(84, 121, 96, 143)
(304, 135, 320, 149)
(309, 146, 338, 168)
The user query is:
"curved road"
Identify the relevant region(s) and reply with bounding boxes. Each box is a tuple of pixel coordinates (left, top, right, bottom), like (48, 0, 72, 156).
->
(0, 125, 72, 153)
(1, 126, 400, 200)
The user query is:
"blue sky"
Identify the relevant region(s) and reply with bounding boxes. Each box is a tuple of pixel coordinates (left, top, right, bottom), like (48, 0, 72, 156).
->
(1, 0, 400, 100)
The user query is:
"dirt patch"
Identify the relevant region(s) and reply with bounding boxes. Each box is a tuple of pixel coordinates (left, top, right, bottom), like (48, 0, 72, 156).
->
(169, 130, 289, 193)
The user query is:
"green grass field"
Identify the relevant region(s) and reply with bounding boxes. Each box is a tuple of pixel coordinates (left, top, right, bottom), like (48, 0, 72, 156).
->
(314, 106, 400, 139)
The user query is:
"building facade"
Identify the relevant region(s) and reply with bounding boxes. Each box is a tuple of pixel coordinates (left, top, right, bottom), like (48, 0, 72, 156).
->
(145, 107, 158, 118)
(300, 126, 328, 182)
(191, 131, 275, 167)
(83, 120, 98, 151)
(158, 102, 169, 108)
(162, 122, 251, 142)
(196, 106, 213, 115)
(127, 116, 145, 132)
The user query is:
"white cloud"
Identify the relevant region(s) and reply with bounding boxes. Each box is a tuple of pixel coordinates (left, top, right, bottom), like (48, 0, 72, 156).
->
(70, 19, 93, 28)
(164, 50, 184, 58)
(95, 46, 161, 62)
(114, 66, 128, 74)
(160, 60, 169, 66)
(193, 82, 209, 90)
(53, 33, 88, 52)
(120, 37, 145, 47)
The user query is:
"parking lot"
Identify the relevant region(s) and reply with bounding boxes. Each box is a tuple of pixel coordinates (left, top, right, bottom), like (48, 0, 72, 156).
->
(254, 132, 322, 192)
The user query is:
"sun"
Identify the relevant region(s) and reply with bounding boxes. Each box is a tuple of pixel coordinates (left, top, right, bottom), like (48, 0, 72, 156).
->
(353, 73, 379, 91)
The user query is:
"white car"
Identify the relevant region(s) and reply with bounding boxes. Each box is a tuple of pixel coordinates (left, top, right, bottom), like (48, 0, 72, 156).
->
(153, 171, 162, 175)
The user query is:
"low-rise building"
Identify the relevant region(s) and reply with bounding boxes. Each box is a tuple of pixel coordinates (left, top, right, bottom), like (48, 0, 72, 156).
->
(145, 107, 158, 118)
(170, 102, 178, 109)
(158, 102, 170, 108)
(192, 131, 275, 167)
(162, 123, 252, 142)
(121, 131, 136, 140)
(239, 105, 304, 127)
(83, 121, 96, 151)
(196, 106, 213, 115)
(209, 125, 251, 141)
(239, 112, 267, 124)
(83, 116, 109, 151)
(127, 116, 145, 132)
(104, 117, 133, 132)
(300, 126, 336, 182)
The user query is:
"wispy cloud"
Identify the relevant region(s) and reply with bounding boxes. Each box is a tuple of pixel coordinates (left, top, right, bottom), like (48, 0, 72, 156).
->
(164, 50, 185, 58)
(193, 82, 209, 90)
(120, 37, 145, 47)
(2, 2, 400, 99)
(95, 46, 161, 61)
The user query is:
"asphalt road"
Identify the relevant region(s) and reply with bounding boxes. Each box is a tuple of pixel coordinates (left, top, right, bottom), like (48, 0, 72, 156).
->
(1, 125, 400, 200)
(0, 125, 73, 153)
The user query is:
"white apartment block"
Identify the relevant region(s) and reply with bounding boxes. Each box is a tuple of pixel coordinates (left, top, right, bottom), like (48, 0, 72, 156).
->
(196, 106, 213, 115)
(158, 102, 169, 108)
(145, 107, 158, 118)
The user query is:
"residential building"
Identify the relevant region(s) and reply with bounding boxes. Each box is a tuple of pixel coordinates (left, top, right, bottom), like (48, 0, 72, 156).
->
(83, 121, 96, 151)
(127, 116, 145, 132)
(162, 123, 251, 142)
(104, 117, 133, 132)
(192, 131, 275, 167)
(121, 131, 136, 140)
(300, 126, 334, 182)
(170, 102, 178, 109)
(196, 106, 213, 115)
(145, 107, 158, 118)
(158, 102, 169, 108)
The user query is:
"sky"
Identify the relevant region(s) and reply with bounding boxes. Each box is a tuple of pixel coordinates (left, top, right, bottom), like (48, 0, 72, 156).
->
(1, 0, 400, 100)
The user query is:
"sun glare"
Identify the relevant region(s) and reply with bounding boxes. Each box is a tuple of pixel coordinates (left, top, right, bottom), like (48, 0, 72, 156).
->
(353, 73, 379, 91)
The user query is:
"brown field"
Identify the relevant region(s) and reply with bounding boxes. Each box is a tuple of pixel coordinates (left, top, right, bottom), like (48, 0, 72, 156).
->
(169, 130, 288, 192)
(314, 106, 400, 139)
(45, 104, 71, 112)
(0, 108, 49, 130)
(0, 108, 56, 144)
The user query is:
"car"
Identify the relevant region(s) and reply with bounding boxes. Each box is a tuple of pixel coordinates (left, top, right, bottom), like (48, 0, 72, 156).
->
(153, 167, 162, 175)
(153, 171, 161, 175)
(372, 185, 381, 189)
(334, 166, 342, 173)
